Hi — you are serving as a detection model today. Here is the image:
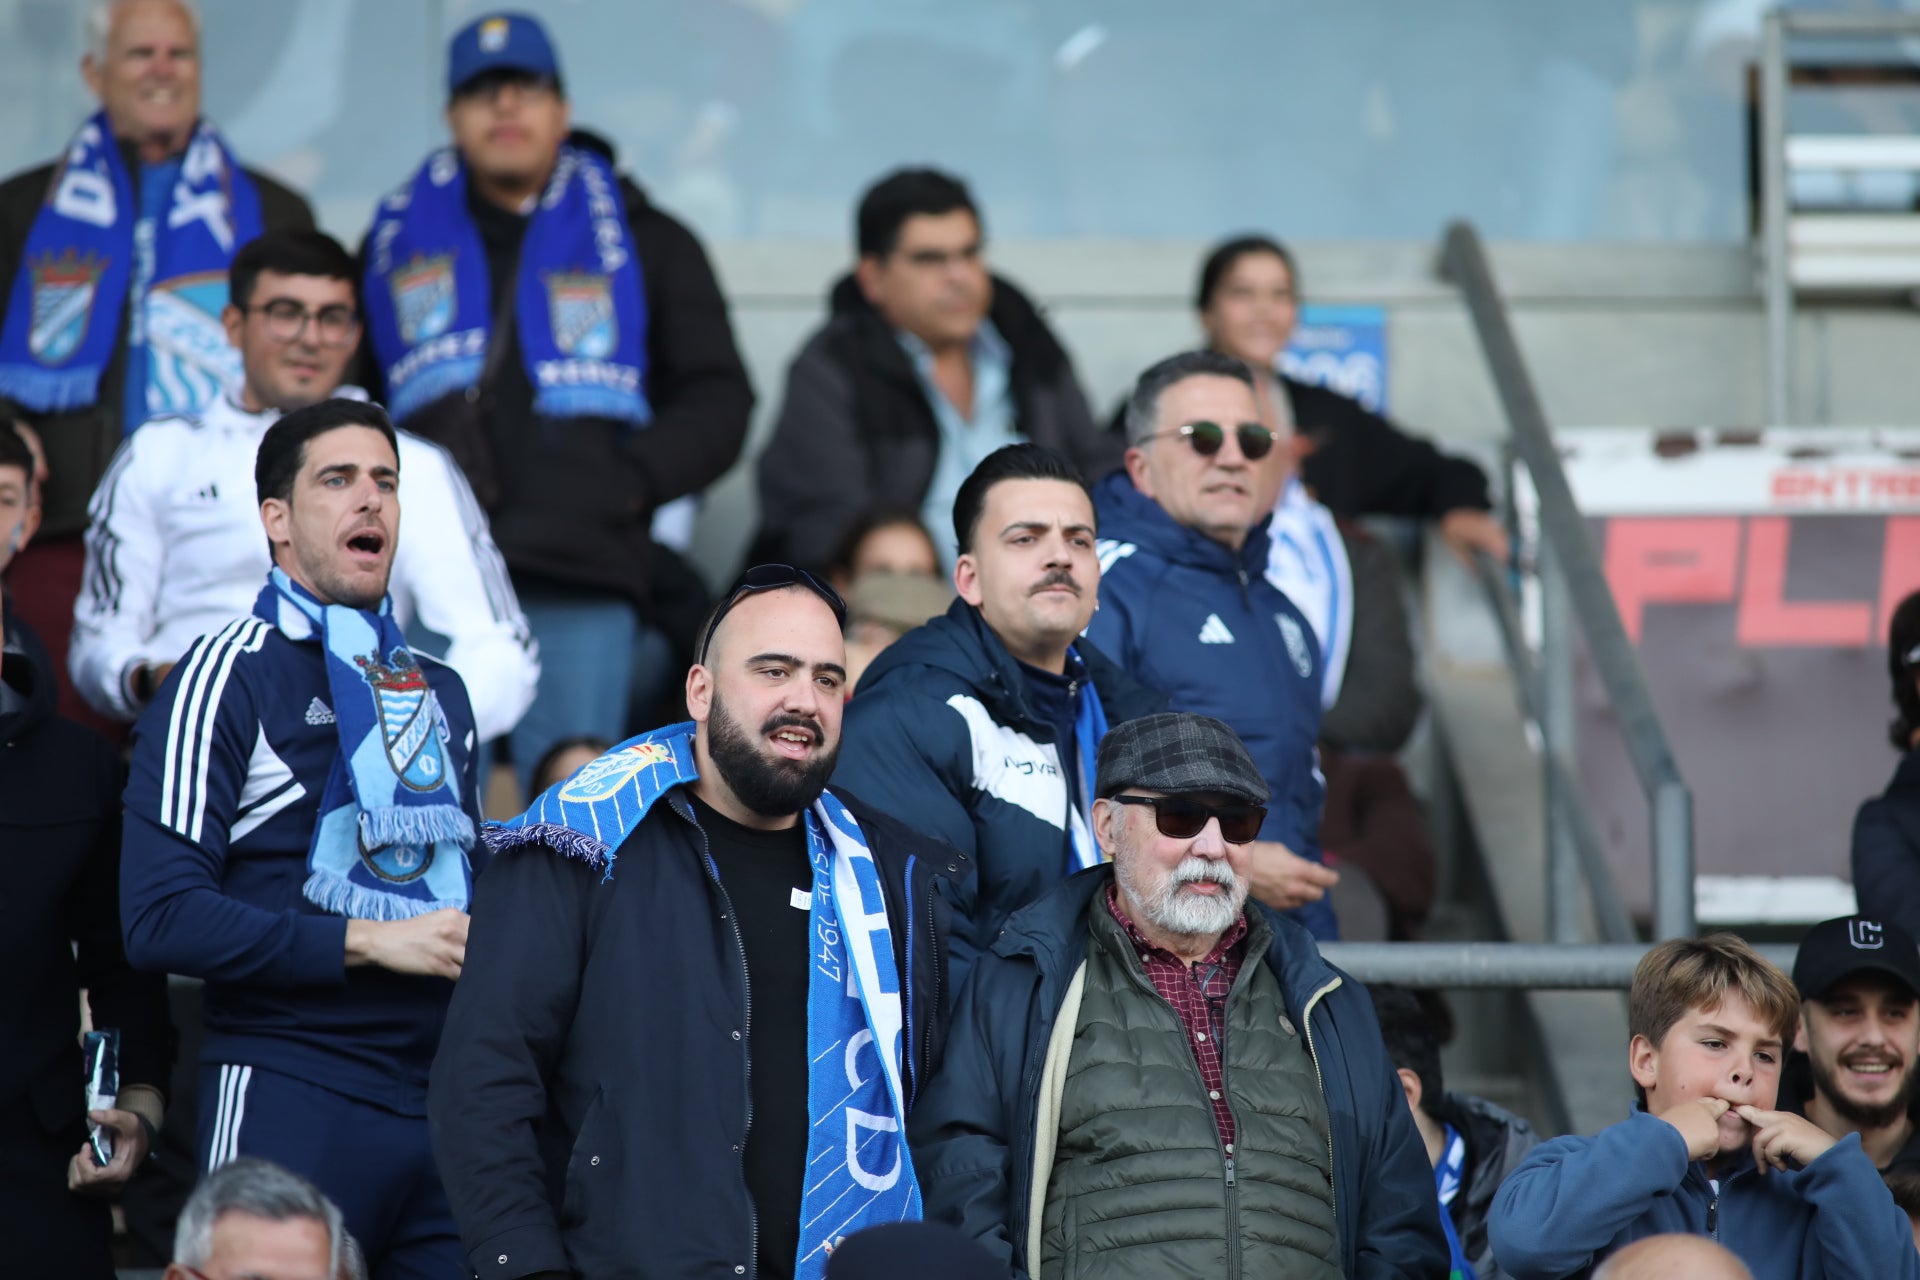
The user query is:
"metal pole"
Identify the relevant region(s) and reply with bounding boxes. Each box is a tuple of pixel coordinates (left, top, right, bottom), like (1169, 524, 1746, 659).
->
(1540, 540, 1582, 943)
(1762, 9, 1794, 425)
(1322, 942, 1795, 989)
(1652, 780, 1696, 940)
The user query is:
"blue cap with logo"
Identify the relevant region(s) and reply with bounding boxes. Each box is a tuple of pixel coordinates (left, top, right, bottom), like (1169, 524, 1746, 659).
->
(447, 11, 561, 95)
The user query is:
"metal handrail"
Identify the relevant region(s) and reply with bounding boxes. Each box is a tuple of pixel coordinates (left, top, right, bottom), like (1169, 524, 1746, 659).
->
(1324, 943, 1794, 990)
(1439, 222, 1696, 941)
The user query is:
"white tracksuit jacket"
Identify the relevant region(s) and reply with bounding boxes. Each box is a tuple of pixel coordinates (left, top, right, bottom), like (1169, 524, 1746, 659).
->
(71, 389, 539, 740)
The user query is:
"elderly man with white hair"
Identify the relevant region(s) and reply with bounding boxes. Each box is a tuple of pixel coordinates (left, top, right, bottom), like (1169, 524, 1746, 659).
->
(910, 710, 1448, 1279)
(165, 1157, 364, 1280)
(0, 0, 312, 721)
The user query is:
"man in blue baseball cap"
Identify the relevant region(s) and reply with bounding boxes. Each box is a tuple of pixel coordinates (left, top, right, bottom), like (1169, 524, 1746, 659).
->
(362, 10, 755, 801)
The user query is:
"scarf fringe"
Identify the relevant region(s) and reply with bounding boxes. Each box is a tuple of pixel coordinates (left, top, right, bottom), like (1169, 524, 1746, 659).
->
(389, 354, 483, 425)
(359, 804, 476, 851)
(0, 366, 100, 413)
(482, 820, 615, 880)
(301, 870, 467, 922)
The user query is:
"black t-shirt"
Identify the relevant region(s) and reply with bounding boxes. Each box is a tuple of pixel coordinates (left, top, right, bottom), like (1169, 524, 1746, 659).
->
(691, 793, 814, 1279)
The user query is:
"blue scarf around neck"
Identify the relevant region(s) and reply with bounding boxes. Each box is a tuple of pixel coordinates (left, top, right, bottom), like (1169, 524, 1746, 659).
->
(363, 144, 650, 426)
(0, 112, 260, 414)
(1066, 646, 1109, 873)
(491, 725, 924, 1274)
(255, 568, 474, 920)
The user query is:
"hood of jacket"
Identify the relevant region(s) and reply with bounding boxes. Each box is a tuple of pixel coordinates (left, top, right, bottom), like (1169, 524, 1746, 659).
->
(1092, 468, 1275, 581)
(857, 597, 1166, 740)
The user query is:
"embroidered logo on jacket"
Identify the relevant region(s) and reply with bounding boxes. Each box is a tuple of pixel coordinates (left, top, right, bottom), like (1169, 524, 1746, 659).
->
(304, 696, 335, 726)
(1277, 612, 1314, 679)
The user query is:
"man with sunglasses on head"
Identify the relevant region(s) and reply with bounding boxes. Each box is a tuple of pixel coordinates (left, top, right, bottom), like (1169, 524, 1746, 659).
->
(362, 11, 753, 797)
(833, 442, 1164, 989)
(431, 565, 961, 1280)
(912, 710, 1446, 1279)
(1087, 350, 1339, 939)
(753, 167, 1120, 572)
(70, 228, 538, 744)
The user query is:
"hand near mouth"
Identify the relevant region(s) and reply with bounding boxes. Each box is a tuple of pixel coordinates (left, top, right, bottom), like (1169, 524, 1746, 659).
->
(1735, 1105, 1837, 1173)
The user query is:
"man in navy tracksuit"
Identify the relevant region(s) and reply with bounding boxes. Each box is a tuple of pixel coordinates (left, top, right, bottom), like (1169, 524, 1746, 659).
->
(121, 398, 484, 1279)
(1087, 350, 1338, 938)
(835, 444, 1164, 986)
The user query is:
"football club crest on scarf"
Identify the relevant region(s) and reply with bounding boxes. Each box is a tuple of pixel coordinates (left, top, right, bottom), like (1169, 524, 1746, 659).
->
(556, 738, 674, 804)
(27, 250, 104, 364)
(357, 648, 450, 794)
(364, 144, 649, 424)
(392, 255, 457, 345)
(0, 112, 263, 413)
(546, 271, 616, 359)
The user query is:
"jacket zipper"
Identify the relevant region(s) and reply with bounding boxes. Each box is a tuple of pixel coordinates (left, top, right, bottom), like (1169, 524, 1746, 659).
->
(1706, 1186, 1719, 1239)
(1236, 567, 1252, 609)
(694, 818, 758, 1277)
(1301, 975, 1343, 1243)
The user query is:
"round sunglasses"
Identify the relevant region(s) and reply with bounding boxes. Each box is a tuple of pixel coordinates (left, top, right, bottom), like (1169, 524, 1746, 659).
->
(1109, 794, 1267, 844)
(1147, 419, 1277, 461)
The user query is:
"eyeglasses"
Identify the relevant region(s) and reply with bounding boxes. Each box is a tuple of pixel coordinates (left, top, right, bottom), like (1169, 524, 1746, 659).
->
(243, 299, 360, 347)
(1147, 420, 1276, 461)
(699, 563, 849, 665)
(1108, 794, 1267, 844)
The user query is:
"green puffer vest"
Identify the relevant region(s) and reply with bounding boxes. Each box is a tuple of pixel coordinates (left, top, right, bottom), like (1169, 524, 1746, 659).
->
(1037, 905, 1341, 1279)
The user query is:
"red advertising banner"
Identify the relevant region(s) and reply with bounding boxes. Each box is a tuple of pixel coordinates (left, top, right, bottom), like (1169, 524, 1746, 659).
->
(1555, 429, 1920, 917)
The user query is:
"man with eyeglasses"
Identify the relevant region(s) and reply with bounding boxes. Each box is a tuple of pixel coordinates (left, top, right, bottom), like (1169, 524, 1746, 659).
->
(754, 167, 1120, 572)
(431, 564, 961, 1280)
(70, 228, 538, 743)
(1087, 349, 1339, 939)
(0, 0, 315, 732)
(362, 10, 753, 799)
(911, 710, 1446, 1279)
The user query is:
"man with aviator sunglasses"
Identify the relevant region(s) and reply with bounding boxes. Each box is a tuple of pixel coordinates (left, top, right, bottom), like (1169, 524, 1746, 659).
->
(1089, 350, 1339, 939)
(912, 711, 1447, 1278)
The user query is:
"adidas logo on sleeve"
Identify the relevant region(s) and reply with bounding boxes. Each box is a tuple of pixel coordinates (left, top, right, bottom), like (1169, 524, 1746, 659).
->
(1198, 614, 1236, 644)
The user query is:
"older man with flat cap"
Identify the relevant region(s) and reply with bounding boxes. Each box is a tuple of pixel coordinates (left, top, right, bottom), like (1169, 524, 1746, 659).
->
(911, 711, 1445, 1279)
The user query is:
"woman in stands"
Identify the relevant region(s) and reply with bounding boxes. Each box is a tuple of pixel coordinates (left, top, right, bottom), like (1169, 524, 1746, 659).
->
(1192, 233, 1508, 564)
(1854, 590, 1920, 941)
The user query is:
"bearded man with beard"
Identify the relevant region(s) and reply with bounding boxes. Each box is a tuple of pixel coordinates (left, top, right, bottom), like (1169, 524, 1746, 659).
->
(911, 711, 1446, 1280)
(1780, 915, 1920, 1174)
(429, 565, 963, 1280)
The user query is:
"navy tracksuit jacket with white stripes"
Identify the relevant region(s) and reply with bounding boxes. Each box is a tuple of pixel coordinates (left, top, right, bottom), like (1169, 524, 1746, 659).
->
(119, 613, 483, 1116)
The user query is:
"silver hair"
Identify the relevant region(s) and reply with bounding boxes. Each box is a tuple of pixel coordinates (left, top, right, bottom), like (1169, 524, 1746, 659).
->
(85, 0, 202, 64)
(1123, 349, 1258, 446)
(172, 1158, 343, 1275)
(339, 1230, 369, 1280)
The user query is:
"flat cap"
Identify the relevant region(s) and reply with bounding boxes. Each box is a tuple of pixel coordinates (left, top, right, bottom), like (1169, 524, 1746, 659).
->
(1095, 711, 1268, 805)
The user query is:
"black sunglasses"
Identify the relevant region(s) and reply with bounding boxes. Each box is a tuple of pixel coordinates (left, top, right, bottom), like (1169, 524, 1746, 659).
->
(1152, 420, 1276, 461)
(1109, 794, 1266, 844)
(698, 563, 848, 665)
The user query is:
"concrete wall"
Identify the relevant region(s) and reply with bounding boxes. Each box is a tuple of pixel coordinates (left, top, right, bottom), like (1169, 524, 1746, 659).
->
(688, 239, 1920, 584)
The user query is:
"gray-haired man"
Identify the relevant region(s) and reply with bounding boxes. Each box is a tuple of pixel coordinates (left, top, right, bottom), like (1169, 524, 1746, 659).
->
(910, 711, 1447, 1278)
(165, 1156, 357, 1280)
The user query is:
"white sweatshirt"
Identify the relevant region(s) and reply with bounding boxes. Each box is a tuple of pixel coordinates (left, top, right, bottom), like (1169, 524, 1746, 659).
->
(71, 390, 540, 740)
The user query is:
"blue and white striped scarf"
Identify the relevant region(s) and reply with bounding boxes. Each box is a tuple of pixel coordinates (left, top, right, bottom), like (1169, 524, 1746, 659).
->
(255, 569, 474, 920)
(490, 724, 923, 1274)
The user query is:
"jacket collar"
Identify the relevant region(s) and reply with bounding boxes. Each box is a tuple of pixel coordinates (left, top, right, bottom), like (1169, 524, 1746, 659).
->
(1092, 469, 1274, 577)
(859, 597, 1164, 735)
(826, 270, 1067, 395)
(0, 601, 52, 747)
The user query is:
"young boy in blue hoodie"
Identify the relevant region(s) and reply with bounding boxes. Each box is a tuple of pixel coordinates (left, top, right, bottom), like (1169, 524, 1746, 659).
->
(1489, 934, 1920, 1279)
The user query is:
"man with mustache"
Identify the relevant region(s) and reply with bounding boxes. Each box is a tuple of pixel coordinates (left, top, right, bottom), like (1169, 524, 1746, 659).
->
(912, 711, 1446, 1279)
(834, 443, 1163, 986)
(1780, 915, 1920, 1173)
(430, 566, 961, 1280)
(1088, 350, 1340, 939)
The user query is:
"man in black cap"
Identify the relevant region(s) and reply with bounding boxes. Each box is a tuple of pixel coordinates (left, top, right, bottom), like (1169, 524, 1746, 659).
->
(911, 710, 1445, 1279)
(1783, 915, 1920, 1172)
